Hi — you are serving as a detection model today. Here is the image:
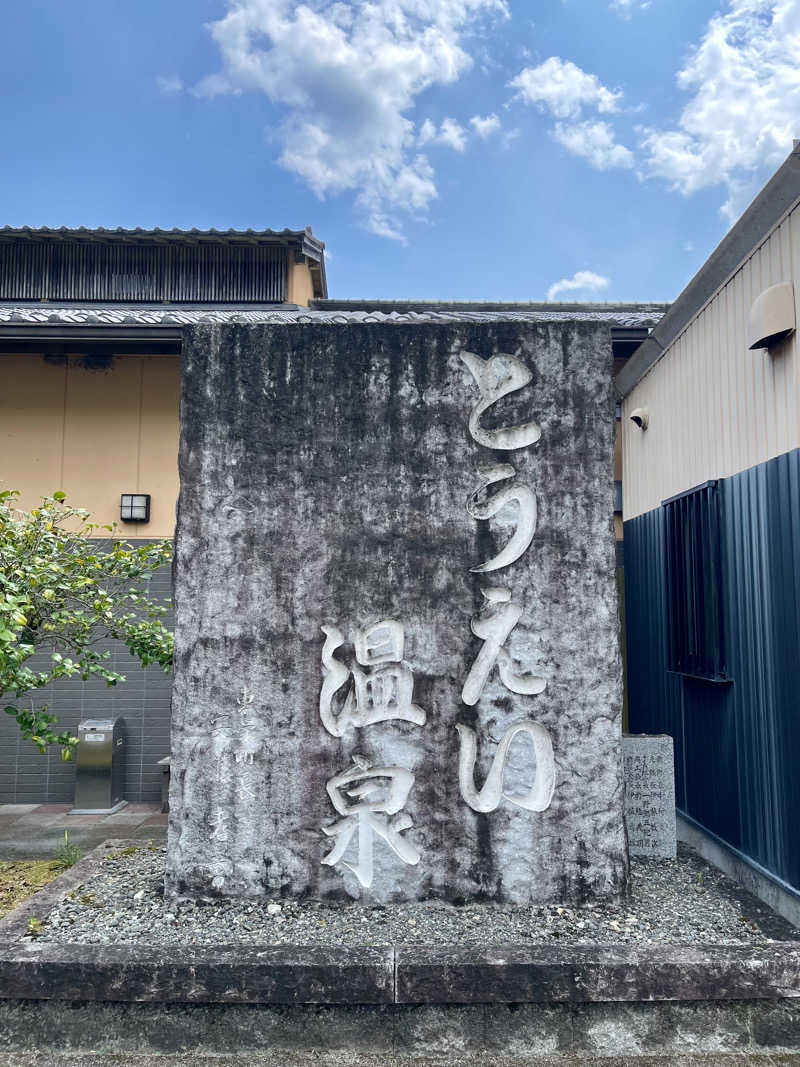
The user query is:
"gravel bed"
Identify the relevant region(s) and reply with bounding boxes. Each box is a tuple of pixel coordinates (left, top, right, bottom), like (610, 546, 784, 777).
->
(37, 843, 797, 947)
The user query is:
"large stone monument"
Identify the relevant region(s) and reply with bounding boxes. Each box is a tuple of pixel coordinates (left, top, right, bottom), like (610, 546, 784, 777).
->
(165, 319, 628, 904)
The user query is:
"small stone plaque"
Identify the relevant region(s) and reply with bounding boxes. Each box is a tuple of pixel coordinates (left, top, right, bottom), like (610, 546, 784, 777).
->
(623, 735, 677, 859)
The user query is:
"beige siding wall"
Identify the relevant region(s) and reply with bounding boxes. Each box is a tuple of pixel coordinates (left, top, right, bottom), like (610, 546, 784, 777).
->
(0, 354, 180, 537)
(622, 201, 800, 520)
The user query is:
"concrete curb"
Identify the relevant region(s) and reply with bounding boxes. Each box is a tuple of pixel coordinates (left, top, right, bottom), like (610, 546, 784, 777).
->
(1, 939, 798, 1005)
(0, 941, 395, 1004)
(393, 943, 800, 1004)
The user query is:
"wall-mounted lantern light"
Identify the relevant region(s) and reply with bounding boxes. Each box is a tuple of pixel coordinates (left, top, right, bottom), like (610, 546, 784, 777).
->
(748, 282, 796, 350)
(629, 407, 649, 430)
(120, 494, 151, 523)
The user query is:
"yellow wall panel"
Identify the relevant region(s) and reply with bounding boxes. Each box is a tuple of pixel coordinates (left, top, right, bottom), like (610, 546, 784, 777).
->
(288, 260, 315, 306)
(0, 356, 67, 510)
(61, 356, 142, 529)
(138, 356, 180, 538)
(2, 353, 179, 538)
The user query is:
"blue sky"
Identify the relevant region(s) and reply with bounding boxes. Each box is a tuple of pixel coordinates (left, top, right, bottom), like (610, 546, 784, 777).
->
(2, 0, 798, 302)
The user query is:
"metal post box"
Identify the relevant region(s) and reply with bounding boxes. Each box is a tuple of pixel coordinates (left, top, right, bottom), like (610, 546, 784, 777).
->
(70, 717, 127, 814)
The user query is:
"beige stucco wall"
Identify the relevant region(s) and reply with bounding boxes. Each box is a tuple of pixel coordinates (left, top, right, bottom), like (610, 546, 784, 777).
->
(0, 354, 180, 537)
(287, 259, 316, 306)
(622, 200, 800, 520)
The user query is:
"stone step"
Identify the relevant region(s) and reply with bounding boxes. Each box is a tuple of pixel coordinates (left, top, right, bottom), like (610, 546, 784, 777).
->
(0, 1053, 799, 1066)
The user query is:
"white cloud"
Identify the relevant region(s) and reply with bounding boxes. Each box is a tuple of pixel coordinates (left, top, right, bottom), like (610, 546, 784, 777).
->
(509, 57, 622, 119)
(439, 117, 468, 152)
(470, 113, 501, 138)
(195, 0, 508, 240)
(419, 117, 468, 151)
(546, 270, 611, 302)
(640, 0, 800, 220)
(157, 74, 184, 94)
(552, 120, 634, 170)
(610, 0, 650, 17)
(191, 73, 240, 99)
(509, 56, 631, 174)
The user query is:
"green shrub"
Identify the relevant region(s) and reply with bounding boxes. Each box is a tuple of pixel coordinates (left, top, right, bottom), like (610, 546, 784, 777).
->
(0, 490, 173, 759)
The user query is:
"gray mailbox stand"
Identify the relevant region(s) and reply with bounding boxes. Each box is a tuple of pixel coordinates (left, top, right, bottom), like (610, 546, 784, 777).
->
(69, 717, 127, 815)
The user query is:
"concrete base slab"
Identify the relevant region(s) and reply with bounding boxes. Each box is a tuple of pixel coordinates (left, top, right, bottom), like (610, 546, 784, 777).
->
(0, 843, 798, 1061)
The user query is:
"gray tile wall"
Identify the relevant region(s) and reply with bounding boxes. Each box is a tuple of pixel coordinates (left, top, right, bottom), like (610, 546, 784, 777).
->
(0, 555, 173, 804)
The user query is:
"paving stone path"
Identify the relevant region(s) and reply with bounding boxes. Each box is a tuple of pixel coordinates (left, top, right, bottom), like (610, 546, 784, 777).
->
(0, 804, 166, 860)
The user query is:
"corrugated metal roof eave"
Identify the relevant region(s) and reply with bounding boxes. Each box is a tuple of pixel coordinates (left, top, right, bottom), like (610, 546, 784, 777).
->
(314, 299, 669, 314)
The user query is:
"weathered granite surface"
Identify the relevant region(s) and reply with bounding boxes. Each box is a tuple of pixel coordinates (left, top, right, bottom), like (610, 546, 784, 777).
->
(166, 321, 628, 903)
(623, 736, 677, 859)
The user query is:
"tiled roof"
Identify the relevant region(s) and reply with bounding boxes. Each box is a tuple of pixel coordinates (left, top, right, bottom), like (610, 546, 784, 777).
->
(0, 302, 666, 329)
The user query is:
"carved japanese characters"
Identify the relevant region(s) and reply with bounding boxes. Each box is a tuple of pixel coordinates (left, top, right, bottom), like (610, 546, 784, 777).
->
(456, 720, 555, 813)
(467, 464, 537, 573)
(321, 756, 420, 888)
(459, 351, 542, 450)
(458, 350, 555, 813)
(461, 593, 547, 706)
(320, 623, 426, 737)
(319, 620, 425, 888)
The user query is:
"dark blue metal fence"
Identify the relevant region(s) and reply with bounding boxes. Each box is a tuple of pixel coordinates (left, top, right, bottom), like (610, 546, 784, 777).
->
(625, 447, 800, 893)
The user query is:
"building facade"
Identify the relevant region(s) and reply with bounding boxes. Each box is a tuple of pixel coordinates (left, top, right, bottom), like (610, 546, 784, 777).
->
(619, 144, 800, 911)
(0, 226, 326, 531)
(0, 238, 662, 803)
(0, 226, 325, 802)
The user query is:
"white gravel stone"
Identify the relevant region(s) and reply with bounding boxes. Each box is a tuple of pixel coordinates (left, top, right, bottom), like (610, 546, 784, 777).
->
(36, 843, 798, 948)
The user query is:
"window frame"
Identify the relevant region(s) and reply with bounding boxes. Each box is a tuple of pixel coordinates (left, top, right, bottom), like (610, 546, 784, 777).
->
(662, 479, 728, 683)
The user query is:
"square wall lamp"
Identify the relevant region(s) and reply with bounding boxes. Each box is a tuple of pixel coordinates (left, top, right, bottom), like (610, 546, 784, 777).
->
(120, 493, 151, 523)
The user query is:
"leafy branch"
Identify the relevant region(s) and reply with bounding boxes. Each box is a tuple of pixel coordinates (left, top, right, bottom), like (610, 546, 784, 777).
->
(0, 490, 173, 760)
